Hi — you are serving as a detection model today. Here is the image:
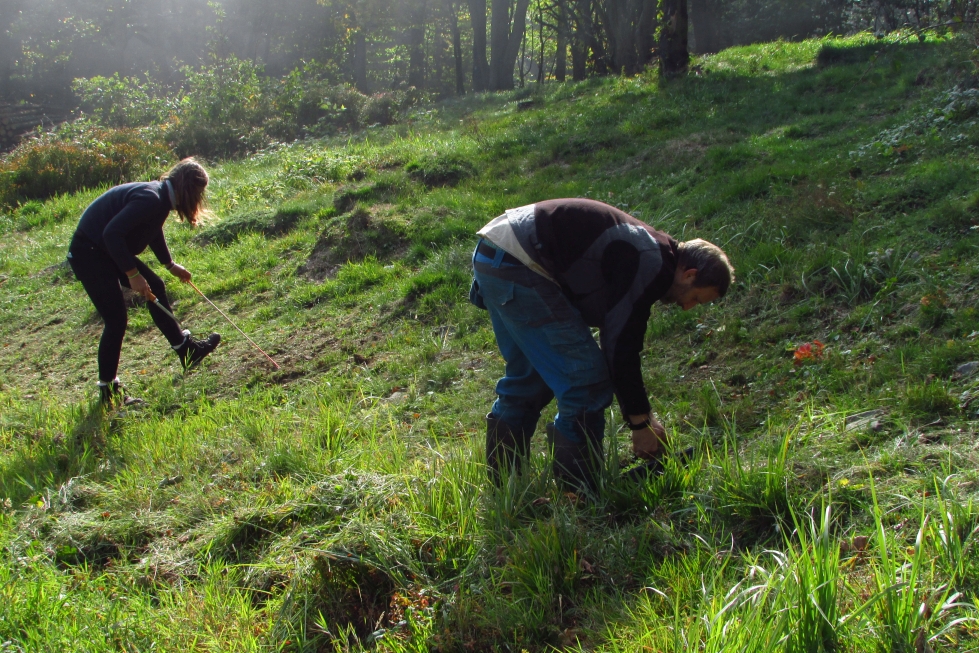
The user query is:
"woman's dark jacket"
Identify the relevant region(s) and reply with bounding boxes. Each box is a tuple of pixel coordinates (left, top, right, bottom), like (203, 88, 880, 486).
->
(74, 181, 174, 271)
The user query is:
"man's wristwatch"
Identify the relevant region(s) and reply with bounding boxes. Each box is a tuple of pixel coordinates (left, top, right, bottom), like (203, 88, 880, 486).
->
(627, 419, 653, 431)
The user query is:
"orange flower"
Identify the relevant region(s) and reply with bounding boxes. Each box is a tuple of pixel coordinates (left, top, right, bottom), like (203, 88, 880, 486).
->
(793, 340, 825, 365)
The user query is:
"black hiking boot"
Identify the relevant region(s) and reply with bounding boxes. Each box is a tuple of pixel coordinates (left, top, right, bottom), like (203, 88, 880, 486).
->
(98, 380, 143, 409)
(175, 332, 221, 370)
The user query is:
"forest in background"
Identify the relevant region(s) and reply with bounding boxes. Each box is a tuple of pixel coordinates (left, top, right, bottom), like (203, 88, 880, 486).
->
(1, 0, 975, 108)
(0, 1, 975, 168)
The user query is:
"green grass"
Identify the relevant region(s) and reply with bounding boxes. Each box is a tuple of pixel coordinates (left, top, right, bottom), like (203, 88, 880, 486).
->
(2, 31, 979, 651)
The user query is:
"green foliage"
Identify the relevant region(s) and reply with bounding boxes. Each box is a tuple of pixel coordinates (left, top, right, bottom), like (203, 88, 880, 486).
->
(68, 60, 424, 160)
(167, 56, 273, 158)
(904, 381, 958, 417)
(73, 73, 178, 128)
(716, 431, 797, 540)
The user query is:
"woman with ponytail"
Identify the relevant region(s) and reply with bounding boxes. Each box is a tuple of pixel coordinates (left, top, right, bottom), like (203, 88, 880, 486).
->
(67, 158, 221, 407)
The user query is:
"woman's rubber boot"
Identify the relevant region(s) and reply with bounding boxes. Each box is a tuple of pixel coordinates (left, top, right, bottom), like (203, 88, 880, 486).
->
(486, 413, 532, 485)
(547, 414, 604, 495)
(174, 330, 222, 370)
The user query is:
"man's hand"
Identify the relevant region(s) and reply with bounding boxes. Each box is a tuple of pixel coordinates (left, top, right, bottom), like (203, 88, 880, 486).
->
(630, 414, 666, 460)
(127, 273, 157, 302)
(167, 263, 192, 283)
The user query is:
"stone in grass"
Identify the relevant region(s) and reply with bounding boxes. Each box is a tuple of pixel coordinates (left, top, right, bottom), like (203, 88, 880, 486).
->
(382, 391, 407, 405)
(954, 361, 979, 379)
(158, 474, 184, 488)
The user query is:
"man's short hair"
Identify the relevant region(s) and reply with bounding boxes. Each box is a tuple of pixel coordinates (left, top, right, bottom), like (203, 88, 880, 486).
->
(677, 239, 735, 297)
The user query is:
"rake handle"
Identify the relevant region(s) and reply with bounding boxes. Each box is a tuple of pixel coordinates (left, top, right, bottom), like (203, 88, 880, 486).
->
(186, 281, 281, 370)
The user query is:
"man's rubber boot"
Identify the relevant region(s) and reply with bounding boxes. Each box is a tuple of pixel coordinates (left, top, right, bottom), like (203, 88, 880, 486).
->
(548, 414, 604, 494)
(175, 331, 221, 370)
(486, 413, 532, 485)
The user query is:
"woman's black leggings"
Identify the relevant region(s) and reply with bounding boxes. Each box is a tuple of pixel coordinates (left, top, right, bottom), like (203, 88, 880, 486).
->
(67, 232, 185, 382)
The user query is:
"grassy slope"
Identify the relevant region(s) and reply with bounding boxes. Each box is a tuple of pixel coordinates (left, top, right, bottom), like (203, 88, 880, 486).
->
(1, 32, 979, 651)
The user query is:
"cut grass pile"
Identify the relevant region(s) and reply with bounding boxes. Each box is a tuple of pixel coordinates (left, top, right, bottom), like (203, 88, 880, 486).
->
(1, 31, 979, 651)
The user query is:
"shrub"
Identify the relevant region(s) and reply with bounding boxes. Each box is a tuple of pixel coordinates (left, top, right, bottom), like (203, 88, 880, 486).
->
(316, 84, 368, 134)
(260, 61, 344, 140)
(69, 60, 423, 159)
(166, 56, 273, 158)
(0, 121, 173, 207)
(72, 73, 177, 128)
(359, 89, 418, 126)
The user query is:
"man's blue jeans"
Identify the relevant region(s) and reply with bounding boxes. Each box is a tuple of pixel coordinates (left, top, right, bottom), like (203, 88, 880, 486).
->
(471, 241, 613, 443)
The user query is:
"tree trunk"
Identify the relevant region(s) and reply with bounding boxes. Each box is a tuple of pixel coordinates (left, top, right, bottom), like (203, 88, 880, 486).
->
(489, 0, 532, 90)
(589, 13, 609, 76)
(555, 0, 568, 82)
(407, 0, 428, 88)
(659, 0, 688, 78)
(450, 0, 466, 94)
(569, 0, 595, 79)
(468, 0, 490, 91)
(518, 21, 526, 87)
(603, 0, 659, 75)
(537, 6, 545, 83)
(689, 0, 719, 54)
(571, 39, 586, 80)
(636, 0, 657, 68)
(353, 29, 368, 91)
(604, 0, 633, 75)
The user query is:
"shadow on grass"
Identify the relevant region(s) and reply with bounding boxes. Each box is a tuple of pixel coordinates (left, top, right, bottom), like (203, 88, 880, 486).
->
(0, 400, 109, 506)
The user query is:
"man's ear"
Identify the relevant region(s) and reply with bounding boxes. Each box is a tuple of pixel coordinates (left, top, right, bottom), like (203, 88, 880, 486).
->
(681, 267, 698, 284)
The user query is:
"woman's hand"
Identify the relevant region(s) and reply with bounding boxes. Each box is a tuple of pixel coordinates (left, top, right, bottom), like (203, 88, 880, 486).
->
(167, 263, 192, 283)
(630, 414, 667, 460)
(127, 273, 157, 302)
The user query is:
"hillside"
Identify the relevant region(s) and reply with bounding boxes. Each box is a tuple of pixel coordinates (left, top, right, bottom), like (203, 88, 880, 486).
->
(2, 32, 979, 652)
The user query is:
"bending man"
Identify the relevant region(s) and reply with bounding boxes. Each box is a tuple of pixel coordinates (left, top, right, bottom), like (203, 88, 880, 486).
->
(469, 199, 734, 492)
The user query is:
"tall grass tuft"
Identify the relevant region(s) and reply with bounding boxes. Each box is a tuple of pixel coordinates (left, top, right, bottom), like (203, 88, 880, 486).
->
(715, 429, 796, 540)
(785, 501, 843, 653)
(930, 475, 979, 588)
